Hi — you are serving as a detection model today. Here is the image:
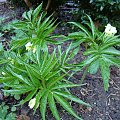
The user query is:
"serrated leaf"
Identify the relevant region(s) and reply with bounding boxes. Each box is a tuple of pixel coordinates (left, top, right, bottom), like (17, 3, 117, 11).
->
(100, 59, 110, 91)
(89, 59, 99, 74)
(32, 3, 43, 23)
(54, 91, 90, 107)
(54, 94, 82, 120)
(86, 15, 95, 39)
(52, 83, 81, 90)
(68, 22, 90, 37)
(40, 90, 49, 120)
(20, 89, 37, 105)
(102, 47, 120, 56)
(48, 93, 60, 120)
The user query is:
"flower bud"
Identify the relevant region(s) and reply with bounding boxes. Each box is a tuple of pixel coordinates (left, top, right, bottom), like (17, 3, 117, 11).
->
(28, 98, 36, 109)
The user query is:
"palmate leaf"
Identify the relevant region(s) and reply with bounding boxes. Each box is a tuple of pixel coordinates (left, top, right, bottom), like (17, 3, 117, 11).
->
(54, 94, 82, 120)
(48, 93, 60, 120)
(100, 59, 110, 91)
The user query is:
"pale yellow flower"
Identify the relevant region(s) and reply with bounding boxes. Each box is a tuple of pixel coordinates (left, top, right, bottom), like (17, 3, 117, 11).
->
(33, 46, 37, 53)
(28, 98, 36, 109)
(25, 42, 32, 51)
(105, 24, 117, 36)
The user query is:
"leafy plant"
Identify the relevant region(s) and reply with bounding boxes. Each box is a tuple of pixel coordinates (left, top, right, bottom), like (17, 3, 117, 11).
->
(0, 46, 90, 120)
(68, 15, 120, 91)
(0, 103, 16, 120)
(72, 0, 120, 29)
(11, 3, 65, 52)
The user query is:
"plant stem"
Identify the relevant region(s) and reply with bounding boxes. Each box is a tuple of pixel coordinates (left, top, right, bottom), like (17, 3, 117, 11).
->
(80, 65, 89, 84)
(42, 79, 46, 88)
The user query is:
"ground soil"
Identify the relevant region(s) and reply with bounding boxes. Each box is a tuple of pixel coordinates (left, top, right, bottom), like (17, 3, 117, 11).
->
(0, 1, 120, 120)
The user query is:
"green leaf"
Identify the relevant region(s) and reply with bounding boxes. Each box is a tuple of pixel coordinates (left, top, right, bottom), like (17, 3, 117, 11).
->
(47, 74, 66, 88)
(68, 22, 90, 37)
(20, 89, 37, 105)
(54, 94, 82, 120)
(88, 59, 99, 74)
(3, 89, 32, 95)
(32, 3, 43, 23)
(52, 83, 82, 90)
(102, 47, 120, 56)
(11, 38, 29, 50)
(48, 93, 60, 120)
(34, 89, 45, 112)
(7, 67, 31, 86)
(0, 77, 14, 84)
(54, 91, 90, 107)
(79, 55, 99, 67)
(100, 59, 110, 91)
(67, 46, 79, 61)
(86, 15, 95, 39)
(25, 64, 41, 87)
(40, 90, 49, 120)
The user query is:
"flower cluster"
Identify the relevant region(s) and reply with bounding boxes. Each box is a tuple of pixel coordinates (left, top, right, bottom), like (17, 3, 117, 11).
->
(25, 42, 36, 53)
(105, 24, 117, 36)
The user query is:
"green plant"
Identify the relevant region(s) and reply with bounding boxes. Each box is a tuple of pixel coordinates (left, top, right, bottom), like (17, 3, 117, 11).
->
(0, 45, 90, 120)
(0, 103, 16, 120)
(68, 15, 120, 91)
(11, 3, 65, 52)
(72, 0, 120, 29)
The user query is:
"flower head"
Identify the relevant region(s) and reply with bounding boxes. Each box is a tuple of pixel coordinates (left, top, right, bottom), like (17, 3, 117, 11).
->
(105, 24, 117, 36)
(25, 42, 32, 51)
(28, 98, 36, 109)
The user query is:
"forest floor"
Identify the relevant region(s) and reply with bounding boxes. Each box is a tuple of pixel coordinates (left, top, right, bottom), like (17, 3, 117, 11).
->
(0, 1, 120, 120)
